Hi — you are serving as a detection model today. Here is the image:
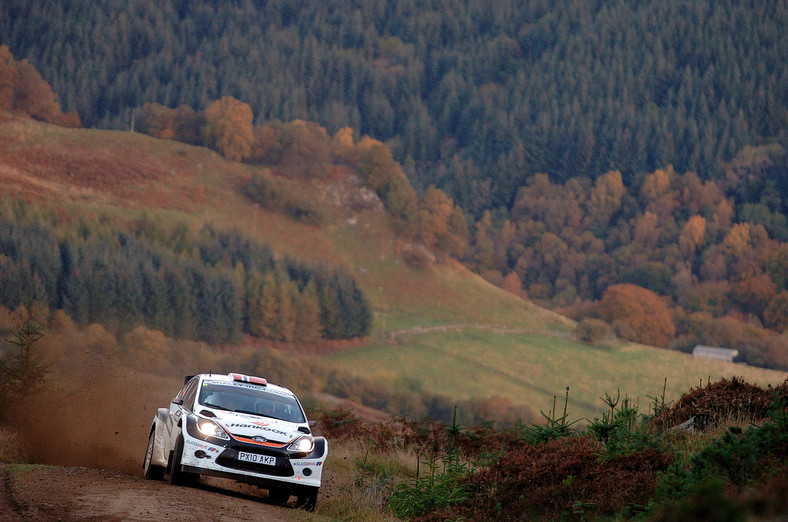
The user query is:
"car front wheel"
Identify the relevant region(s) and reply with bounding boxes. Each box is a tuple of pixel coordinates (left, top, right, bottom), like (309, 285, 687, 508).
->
(295, 486, 319, 511)
(168, 435, 195, 486)
(143, 429, 164, 480)
(266, 487, 290, 505)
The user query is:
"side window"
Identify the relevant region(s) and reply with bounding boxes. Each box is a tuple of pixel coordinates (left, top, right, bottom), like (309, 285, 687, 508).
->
(182, 379, 199, 411)
(175, 378, 196, 403)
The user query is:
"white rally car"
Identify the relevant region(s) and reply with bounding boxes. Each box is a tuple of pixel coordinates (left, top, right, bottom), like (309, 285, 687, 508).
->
(143, 372, 327, 510)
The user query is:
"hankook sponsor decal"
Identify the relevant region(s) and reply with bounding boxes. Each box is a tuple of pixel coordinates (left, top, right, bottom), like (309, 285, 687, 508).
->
(227, 423, 290, 437)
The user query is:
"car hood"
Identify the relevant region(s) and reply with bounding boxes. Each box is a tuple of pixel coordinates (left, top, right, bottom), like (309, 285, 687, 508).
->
(210, 410, 304, 443)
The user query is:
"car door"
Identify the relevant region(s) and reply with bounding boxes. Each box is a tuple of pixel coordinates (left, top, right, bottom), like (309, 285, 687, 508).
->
(164, 377, 197, 449)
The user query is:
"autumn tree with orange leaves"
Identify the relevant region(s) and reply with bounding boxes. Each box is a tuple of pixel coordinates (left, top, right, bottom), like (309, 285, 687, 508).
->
(679, 215, 707, 258)
(0, 45, 80, 127)
(585, 170, 626, 231)
(596, 283, 675, 347)
(204, 96, 254, 162)
(417, 185, 468, 258)
(138, 102, 177, 140)
(356, 139, 418, 226)
(14, 59, 62, 123)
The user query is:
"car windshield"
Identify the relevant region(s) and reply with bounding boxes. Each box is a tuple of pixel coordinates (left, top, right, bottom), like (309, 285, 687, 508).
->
(198, 380, 306, 423)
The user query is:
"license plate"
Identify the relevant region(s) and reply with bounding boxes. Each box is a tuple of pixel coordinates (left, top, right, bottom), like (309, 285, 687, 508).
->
(237, 452, 276, 466)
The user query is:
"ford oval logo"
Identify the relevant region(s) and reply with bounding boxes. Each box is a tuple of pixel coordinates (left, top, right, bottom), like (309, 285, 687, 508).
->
(252, 436, 267, 443)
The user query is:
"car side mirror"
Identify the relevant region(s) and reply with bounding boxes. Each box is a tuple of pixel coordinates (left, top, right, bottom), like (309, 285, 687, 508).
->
(309, 420, 316, 427)
(172, 398, 183, 406)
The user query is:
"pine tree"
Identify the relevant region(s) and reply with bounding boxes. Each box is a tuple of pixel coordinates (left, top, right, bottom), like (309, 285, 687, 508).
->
(276, 279, 297, 343)
(293, 279, 322, 344)
(0, 310, 48, 397)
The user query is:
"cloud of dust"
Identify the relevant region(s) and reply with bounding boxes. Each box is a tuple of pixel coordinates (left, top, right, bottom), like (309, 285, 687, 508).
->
(9, 360, 180, 475)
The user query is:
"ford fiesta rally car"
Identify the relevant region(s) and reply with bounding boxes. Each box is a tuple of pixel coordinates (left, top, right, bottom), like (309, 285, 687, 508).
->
(143, 372, 327, 510)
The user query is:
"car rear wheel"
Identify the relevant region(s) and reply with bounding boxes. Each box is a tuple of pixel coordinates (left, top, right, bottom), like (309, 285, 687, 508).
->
(295, 486, 319, 511)
(168, 435, 195, 486)
(143, 430, 164, 480)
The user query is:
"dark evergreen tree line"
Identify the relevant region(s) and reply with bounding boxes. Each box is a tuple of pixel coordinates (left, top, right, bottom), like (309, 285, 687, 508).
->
(0, 212, 371, 344)
(58, 234, 239, 343)
(1, 0, 785, 214)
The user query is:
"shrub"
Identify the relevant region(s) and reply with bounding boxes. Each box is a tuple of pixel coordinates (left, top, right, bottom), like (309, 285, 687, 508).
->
(654, 393, 788, 516)
(611, 319, 638, 342)
(650, 377, 788, 432)
(399, 242, 435, 268)
(388, 444, 471, 519)
(420, 435, 672, 521)
(651, 477, 746, 522)
(588, 391, 663, 458)
(388, 412, 472, 519)
(243, 170, 325, 224)
(688, 397, 788, 488)
(517, 387, 578, 444)
(574, 317, 612, 343)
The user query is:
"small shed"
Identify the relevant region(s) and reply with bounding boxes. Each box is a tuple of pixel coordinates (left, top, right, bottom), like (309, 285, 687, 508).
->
(692, 345, 739, 362)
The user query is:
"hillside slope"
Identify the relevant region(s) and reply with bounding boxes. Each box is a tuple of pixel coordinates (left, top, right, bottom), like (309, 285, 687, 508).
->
(0, 112, 570, 332)
(1, 112, 785, 422)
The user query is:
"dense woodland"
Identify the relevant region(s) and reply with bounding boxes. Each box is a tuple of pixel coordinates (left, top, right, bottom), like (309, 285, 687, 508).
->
(0, 200, 372, 344)
(2, 2, 788, 370)
(1, 0, 786, 211)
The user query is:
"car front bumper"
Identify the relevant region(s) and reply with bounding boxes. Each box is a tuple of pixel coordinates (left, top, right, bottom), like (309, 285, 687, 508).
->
(179, 429, 326, 490)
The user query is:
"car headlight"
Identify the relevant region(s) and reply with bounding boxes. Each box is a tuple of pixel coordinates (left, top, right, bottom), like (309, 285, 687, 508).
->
(287, 435, 314, 453)
(197, 419, 231, 441)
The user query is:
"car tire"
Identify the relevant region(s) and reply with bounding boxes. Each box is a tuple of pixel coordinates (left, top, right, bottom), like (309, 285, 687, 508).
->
(168, 435, 194, 486)
(266, 487, 290, 505)
(143, 429, 164, 480)
(295, 486, 319, 511)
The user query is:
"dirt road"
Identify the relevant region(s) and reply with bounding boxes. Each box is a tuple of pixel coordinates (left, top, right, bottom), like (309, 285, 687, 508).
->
(0, 465, 300, 521)
(0, 367, 314, 521)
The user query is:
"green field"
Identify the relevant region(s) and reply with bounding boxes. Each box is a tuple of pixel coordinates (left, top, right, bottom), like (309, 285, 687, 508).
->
(326, 326, 788, 422)
(327, 231, 787, 423)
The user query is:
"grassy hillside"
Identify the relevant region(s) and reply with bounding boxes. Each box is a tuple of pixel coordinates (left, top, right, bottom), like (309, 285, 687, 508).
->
(1, 112, 786, 424)
(329, 328, 786, 422)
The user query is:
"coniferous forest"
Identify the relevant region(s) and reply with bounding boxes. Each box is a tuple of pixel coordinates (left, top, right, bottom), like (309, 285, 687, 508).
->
(1, 0, 786, 210)
(0, 203, 372, 344)
(2, 1, 788, 370)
